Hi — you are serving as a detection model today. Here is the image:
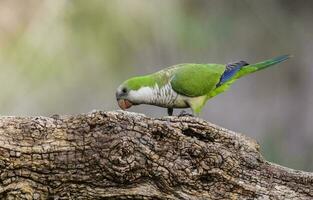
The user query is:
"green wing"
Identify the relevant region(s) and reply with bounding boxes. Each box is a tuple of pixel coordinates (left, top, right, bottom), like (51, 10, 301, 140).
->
(170, 64, 225, 97)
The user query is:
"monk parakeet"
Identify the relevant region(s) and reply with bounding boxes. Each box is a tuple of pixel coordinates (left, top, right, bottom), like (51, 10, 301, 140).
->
(116, 55, 290, 116)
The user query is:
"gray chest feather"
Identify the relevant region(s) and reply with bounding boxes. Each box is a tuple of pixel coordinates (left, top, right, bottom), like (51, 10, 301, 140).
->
(151, 84, 189, 108)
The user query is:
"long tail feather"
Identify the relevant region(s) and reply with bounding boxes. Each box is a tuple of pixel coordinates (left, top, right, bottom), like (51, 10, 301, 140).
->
(207, 55, 291, 99)
(236, 54, 291, 78)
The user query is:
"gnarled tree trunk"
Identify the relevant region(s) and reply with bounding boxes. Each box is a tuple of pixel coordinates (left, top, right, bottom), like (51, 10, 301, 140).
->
(0, 110, 312, 199)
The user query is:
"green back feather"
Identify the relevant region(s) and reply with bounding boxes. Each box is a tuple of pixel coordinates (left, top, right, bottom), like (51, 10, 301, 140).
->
(170, 64, 225, 97)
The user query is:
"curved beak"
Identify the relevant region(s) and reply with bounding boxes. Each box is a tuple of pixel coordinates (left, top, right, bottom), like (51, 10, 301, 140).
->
(117, 99, 133, 110)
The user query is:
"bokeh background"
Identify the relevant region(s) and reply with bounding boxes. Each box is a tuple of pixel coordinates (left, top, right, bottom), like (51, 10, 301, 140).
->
(0, 0, 312, 170)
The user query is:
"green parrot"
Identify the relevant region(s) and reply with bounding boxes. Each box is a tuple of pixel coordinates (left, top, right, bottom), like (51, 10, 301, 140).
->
(116, 55, 290, 116)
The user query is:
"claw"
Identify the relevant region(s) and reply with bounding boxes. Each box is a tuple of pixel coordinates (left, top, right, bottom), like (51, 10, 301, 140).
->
(178, 110, 194, 117)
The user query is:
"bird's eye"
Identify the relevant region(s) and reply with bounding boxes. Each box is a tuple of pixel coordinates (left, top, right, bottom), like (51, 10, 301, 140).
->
(122, 87, 128, 94)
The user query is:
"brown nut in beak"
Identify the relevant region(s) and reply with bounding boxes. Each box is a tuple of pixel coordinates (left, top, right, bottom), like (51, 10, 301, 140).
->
(117, 99, 133, 110)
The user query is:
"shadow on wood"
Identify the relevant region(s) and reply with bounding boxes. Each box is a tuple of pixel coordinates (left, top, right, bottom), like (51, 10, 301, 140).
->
(0, 110, 312, 199)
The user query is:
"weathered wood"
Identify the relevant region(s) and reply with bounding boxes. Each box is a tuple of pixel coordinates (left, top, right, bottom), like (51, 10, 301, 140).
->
(0, 110, 312, 199)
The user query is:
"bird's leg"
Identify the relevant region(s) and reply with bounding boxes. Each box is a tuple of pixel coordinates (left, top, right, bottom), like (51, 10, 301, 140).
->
(178, 110, 194, 117)
(167, 108, 173, 116)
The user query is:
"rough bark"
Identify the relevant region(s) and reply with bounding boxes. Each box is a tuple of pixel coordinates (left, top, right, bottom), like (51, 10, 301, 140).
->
(0, 110, 312, 200)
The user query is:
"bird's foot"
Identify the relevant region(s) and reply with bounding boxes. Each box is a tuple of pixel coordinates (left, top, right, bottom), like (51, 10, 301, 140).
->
(178, 110, 194, 117)
(167, 108, 173, 116)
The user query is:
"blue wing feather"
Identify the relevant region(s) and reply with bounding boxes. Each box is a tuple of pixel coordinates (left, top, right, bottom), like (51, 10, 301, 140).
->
(216, 61, 249, 87)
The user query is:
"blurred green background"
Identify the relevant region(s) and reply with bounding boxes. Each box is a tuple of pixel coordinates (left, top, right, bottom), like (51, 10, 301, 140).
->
(0, 0, 312, 171)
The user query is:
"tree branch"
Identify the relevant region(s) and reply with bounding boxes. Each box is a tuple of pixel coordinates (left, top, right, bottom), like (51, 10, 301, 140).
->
(0, 111, 312, 199)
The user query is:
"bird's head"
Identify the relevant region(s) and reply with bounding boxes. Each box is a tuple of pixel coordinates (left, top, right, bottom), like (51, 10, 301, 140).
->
(116, 81, 134, 110)
(116, 76, 155, 110)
